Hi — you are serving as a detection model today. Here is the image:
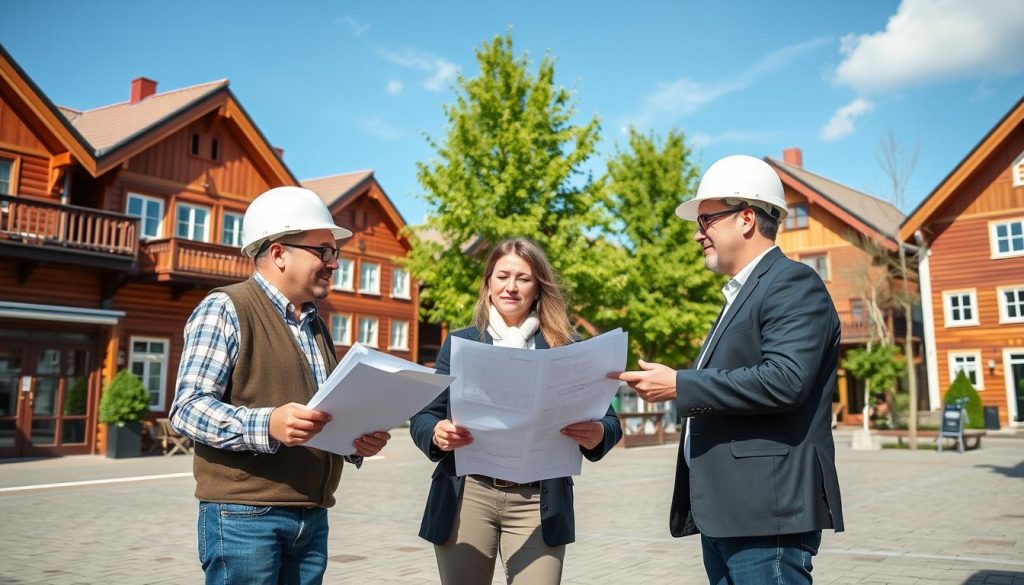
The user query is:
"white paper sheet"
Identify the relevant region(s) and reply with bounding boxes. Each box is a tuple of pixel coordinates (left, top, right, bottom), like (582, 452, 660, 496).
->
(304, 343, 454, 456)
(450, 329, 627, 483)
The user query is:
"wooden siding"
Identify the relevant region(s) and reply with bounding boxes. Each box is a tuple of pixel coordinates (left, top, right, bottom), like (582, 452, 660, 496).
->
(0, 260, 104, 307)
(0, 97, 55, 200)
(124, 114, 273, 202)
(926, 125, 1024, 424)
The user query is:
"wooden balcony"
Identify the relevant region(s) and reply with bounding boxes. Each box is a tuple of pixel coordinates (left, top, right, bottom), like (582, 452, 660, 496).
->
(838, 309, 871, 343)
(138, 238, 251, 287)
(0, 194, 138, 270)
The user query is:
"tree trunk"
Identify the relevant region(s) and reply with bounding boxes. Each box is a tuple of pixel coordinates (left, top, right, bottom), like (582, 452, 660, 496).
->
(900, 247, 919, 449)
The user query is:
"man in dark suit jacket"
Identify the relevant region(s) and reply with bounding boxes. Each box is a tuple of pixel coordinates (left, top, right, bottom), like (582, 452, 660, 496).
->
(618, 155, 843, 584)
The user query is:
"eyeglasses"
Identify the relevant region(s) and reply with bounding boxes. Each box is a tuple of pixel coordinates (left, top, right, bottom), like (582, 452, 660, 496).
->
(696, 205, 748, 234)
(279, 243, 340, 263)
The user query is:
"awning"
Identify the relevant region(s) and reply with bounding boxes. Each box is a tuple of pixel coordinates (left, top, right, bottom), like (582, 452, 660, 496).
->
(0, 301, 125, 325)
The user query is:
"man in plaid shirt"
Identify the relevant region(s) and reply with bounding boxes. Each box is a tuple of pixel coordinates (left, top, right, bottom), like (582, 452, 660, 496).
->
(171, 186, 390, 585)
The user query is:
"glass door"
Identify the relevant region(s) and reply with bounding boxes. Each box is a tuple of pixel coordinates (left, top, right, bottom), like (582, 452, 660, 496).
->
(22, 345, 93, 456)
(1009, 352, 1024, 424)
(0, 345, 24, 457)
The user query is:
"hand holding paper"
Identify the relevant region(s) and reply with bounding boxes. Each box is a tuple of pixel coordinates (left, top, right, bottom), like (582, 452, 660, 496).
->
(303, 343, 454, 456)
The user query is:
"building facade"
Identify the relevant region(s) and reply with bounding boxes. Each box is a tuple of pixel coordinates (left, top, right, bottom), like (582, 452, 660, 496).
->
(901, 98, 1024, 428)
(0, 44, 416, 457)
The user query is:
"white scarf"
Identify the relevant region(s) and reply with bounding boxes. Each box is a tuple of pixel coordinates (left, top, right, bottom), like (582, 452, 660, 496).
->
(487, 304, 540, 349)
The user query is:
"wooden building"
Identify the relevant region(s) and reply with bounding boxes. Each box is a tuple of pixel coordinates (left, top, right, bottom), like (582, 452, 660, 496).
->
(766, 149, 922, 424)
(0, 44, 416, 457)
(900, 97, 1024, 428)
(303, 171, 418, 363)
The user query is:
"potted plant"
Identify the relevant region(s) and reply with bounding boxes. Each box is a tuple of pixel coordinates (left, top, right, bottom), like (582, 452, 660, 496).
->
(99, 370, 151, 458)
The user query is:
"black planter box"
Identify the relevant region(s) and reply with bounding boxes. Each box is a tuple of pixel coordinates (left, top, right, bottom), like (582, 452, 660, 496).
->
(106, 422, 143, 458)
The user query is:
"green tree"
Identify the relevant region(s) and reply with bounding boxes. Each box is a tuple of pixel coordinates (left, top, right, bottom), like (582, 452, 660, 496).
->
(404, 33, 612, 328)
(841, 344, 906, 428)
(596, 129, 723, 367)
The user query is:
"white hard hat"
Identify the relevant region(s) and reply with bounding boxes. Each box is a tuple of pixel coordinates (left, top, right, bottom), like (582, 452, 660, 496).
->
(240, 186, 353, 257)
(675, 155, 788, 221)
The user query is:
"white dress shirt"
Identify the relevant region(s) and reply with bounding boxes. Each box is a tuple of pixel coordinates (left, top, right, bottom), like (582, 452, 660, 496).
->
(683, 246, 777, 466)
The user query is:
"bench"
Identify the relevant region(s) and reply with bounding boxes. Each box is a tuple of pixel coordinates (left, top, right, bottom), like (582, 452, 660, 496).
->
(875, 429, 986, 451)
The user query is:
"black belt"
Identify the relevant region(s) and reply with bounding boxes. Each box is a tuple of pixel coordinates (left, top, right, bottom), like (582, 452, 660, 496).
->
(470, 474, 540, 489)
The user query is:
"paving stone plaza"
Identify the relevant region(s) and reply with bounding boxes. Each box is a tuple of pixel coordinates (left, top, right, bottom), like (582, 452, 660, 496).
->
(1, 429, 1022, 584)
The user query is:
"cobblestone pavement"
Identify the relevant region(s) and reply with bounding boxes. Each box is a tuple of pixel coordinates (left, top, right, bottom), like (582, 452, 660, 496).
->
(1, 429, 1022, 584)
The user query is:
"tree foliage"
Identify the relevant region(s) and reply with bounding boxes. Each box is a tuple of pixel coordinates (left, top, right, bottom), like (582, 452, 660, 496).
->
(841, 344, 905, 396)
(595, 129, 723, 366)
(405, 33, 612, 328)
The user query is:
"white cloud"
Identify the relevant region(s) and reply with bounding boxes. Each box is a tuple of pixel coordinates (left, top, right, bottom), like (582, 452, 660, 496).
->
(343, 16, 370, 38)
(820, 98, 874, 141)
(358, 116, 402, 141)
(378, 48, 459, 93)
(385, 80, 403, 95)
(627, 37, 830, 128)
(834, 0, 1024, 93)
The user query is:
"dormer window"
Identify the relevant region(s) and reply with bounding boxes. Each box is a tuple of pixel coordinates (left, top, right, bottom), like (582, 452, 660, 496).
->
(210, 138, 219, 161)
(190, 133, 200, 156)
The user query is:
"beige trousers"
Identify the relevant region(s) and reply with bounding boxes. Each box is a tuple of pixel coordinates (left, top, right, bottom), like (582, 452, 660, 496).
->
(435, 475, 565, 585)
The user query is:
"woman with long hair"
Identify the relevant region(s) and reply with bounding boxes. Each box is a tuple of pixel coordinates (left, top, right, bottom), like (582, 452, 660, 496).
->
(410, 237, 622, 584)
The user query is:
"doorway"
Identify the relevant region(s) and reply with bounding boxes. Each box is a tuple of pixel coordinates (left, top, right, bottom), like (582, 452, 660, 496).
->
(1005, 350, 1024, 425)
(0, 333, 97, 457)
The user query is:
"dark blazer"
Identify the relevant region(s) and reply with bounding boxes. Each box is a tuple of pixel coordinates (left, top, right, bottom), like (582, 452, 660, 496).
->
(409, 326, 622, 547)
(671, 247, 844, 538)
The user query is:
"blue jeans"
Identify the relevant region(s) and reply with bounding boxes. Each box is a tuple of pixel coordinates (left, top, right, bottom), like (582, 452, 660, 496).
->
(198, 502, 329, 585)
(701, 530, 821, 585)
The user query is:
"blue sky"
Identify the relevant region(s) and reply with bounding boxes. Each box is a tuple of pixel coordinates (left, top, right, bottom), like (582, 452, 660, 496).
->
(4, 1, 1023, 224)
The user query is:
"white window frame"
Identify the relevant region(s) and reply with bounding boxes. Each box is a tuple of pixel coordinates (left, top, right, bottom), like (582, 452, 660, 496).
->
(388, 319, 410, 351)
(333, 258, 355, 291)
(129, 336, 169, 410)
(997, 285, 1024, 324)
(943, 289, 979, 327)
(1013, 151, 1024, 187)
(391, 267, 411, 299)
(125, 193, 164, 240)
(330, 314, 352, 346)
(358, 316, 379, 347)
(948, 350, 984, 390)
(176, 202, 211, 242)
(799, 253, 829, 282)
(1003, 349, 1024, 427)
(221, 211, 244, 247)
(359, 261, 381, 295)
(989, 217, 1024, 259)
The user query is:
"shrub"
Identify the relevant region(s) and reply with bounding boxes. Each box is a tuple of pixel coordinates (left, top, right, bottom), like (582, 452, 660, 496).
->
(99, 370, 151, 427)
(943, 371, 984, 430)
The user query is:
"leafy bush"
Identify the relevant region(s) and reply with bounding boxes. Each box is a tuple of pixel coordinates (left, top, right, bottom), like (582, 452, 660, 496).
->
(943, 371, 984, 430)
(98, 370, 151, 427)
(841, 345, 905, 394)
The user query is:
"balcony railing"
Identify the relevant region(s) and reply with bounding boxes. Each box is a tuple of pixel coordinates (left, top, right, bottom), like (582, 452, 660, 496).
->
(838, 310, 871, 342)
(139, 238, 250, 284)
(0, 194, 138, 257)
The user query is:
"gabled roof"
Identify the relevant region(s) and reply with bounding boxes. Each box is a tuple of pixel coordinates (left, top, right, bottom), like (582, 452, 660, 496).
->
(61, 80, 227, 155)
(302, 170, 410, 247)
(767, 157, 904, 249)
(0, 43, 95, 170)
(900, 96, 1024, 242)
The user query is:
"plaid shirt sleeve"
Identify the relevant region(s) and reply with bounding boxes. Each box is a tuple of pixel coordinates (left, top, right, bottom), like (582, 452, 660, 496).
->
(169, 292, 279, 453)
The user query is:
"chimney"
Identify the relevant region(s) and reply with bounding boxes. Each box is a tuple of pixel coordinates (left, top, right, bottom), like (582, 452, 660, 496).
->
(273, 147, 284, 160)
(783, 147, 803, 168)
(130, 77, 158, 104)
